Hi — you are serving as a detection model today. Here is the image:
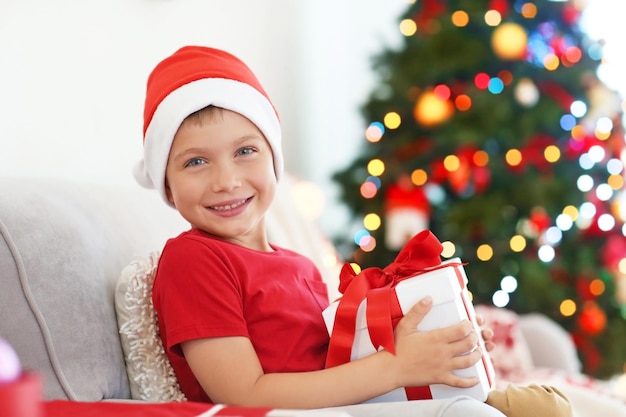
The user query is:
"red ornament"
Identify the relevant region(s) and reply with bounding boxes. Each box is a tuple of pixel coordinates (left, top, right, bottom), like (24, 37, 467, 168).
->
(601, 235, 626, 273)
(435, 146, 491, 195)
(488, 0, 509, 17)
(523, 134, 558, 173)
(577, 301, 607, 336)
(575, 276, 596, 302)
(529, 206, 551, 234)
(414, 0, 448, 30)
(562, 4, 581, 26)
(537, 81, 574, 110)
(572, 332, 601, 374)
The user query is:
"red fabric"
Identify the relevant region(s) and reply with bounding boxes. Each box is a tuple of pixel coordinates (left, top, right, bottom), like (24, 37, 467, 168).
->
(153, 229, 330, 402)
(44, 400, 211, 417)
(213, 406, 273, 416)
(143, 46, 277, 137)
(326, 230, 444, 367)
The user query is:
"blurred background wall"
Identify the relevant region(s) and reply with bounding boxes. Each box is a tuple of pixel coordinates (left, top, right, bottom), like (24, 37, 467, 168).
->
(0, 0, 620, 236)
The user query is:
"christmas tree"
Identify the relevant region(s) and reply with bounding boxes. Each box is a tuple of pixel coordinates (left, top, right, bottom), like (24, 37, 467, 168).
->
(332, 0, 626, 378)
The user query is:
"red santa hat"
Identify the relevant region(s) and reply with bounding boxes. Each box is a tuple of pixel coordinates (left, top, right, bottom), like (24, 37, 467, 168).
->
(133, 45, 283, 205)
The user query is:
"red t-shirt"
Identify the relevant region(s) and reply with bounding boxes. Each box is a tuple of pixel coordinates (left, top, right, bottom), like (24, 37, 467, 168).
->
(152, 229, 330, 403)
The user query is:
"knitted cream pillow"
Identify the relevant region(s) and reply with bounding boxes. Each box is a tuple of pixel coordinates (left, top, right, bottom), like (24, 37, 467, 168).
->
(115, 252, 186, 402)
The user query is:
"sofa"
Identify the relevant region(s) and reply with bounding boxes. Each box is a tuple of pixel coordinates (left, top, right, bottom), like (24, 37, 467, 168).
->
(1, 175, 625, 416)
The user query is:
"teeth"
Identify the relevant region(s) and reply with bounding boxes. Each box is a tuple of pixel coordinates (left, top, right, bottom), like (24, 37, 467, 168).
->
(211, 199, 247, 211)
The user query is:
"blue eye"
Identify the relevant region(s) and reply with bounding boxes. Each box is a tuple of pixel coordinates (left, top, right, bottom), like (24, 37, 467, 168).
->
(185, 158, 205, 167)
(237, 146, 256, 156)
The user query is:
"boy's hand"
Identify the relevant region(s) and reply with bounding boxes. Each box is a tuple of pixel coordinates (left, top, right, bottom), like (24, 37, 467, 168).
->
(476, 314, 496, 352)
(391, 296, 482, 389)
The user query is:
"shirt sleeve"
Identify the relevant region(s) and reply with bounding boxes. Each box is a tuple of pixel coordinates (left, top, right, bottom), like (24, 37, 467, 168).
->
(152, 234, 249, 356)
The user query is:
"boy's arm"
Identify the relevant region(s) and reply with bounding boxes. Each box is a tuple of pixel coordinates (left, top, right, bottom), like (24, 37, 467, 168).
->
(182, 297, 483, 409)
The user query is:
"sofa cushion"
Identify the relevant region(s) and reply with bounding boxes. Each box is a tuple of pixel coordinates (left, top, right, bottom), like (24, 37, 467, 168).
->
(0, 177, 187, 400)
(474, 305, 534, 380)
(115, 252, 185, 401)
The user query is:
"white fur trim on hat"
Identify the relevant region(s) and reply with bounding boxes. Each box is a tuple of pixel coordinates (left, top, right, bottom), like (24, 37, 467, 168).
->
(133, 78, 283, 206)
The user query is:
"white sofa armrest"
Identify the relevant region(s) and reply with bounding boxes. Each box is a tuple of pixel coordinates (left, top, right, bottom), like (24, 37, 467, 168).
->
(518, 313, 582, 374)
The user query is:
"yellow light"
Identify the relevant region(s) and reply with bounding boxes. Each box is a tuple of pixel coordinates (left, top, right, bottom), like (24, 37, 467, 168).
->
(562, 205, 579, 221)
(484, 10, 502, 26)
(363, 213, 381, 231)
(441, 241, 456, 258)
(367, 159, 385, 176)
(618, 258, 626, 274)
(510, 235, 527, 252)
(589, 279, 605, 296)
(571, 125, 586, 139)
(560, 299, 577, 317)
(411, 169, 428, 186)
(595, 128, 611, 140)
(399, 19, 417, 36)
(491, 22, 527, 60)
(414, 90, 454, 127)
(477, 244, 493, 261)
(384, 112, 402, 129)
(451, 10, 469, 27)
(544, 145, 561, 163)
(505, 149, 523, 166)
(443, 155, 460, 171)
(473, 150, 489, 167)
(543, 54, 560, 71)
(608, 174, 624, 190)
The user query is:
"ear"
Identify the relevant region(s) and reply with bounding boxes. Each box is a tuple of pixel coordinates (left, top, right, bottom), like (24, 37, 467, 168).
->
(165, 179, 175, 206)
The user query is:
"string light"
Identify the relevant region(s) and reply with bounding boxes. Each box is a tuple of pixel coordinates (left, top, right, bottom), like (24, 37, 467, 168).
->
(363, 213, 381, 231)
(365, 122, 384, 143)
(477, 244, 493, 261)
(560, 299, 577, 317)
(451, 10, 469, 27)
(441, 241, 456, 258)
(384, 112, 401, 129)
(410, 169, 428, 185)
(505, 149, 523, 167)
(367, 159, 385, 176)
(399, 19, 417, 36)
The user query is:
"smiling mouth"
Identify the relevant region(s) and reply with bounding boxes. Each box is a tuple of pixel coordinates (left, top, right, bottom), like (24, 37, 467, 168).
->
(209, 198, 250, 211)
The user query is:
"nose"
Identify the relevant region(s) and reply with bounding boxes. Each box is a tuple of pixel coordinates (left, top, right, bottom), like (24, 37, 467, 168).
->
(210, 161, 241, 192)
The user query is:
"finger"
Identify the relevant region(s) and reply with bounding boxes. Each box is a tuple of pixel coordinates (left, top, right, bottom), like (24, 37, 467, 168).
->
(476, 314, 485, 326)
(397, 296, 433, 332)
(449, 346, 483, 370)
(434, 320, 474, 343)
(481, 327, 494, 341)
(484, 340, 496, 352)
(447, 329, 479, 356)
(440, 372, 480, 388)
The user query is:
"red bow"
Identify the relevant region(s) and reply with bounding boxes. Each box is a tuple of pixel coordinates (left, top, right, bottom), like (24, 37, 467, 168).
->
(326, 230, 444, 368)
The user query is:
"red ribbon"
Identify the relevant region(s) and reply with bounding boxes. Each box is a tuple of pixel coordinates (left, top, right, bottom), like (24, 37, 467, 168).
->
(325, 230, 444, 368)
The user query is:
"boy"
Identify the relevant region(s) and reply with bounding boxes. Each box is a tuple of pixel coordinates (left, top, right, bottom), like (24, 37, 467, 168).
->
(134, 45, 570, 417)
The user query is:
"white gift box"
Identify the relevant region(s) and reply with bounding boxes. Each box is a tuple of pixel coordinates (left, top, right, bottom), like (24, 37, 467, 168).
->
(322, 258, 495, 403)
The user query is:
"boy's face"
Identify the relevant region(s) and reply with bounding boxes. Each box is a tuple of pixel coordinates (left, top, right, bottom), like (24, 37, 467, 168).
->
(164, 108, 277, 251)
